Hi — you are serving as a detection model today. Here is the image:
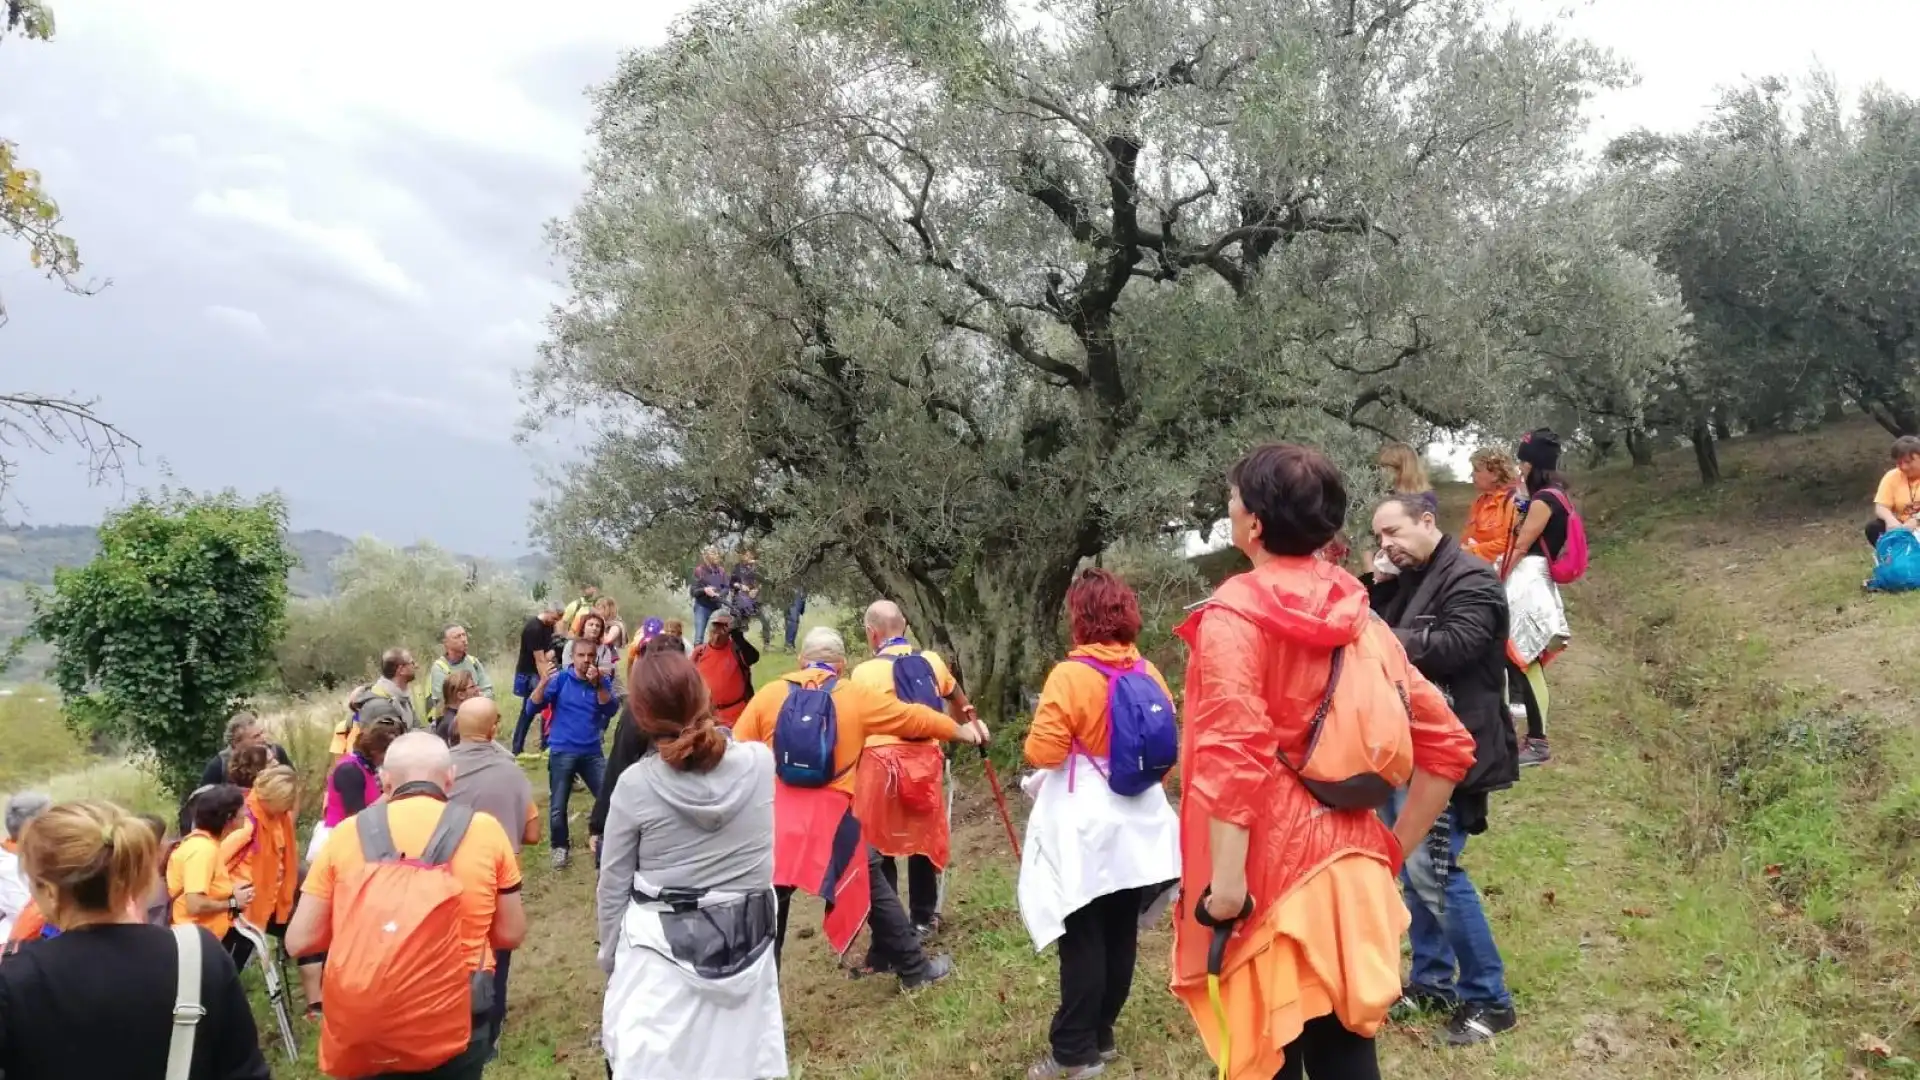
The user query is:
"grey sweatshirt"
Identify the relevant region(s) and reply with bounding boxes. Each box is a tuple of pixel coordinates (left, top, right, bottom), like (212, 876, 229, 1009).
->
(595, 740, 775, 973)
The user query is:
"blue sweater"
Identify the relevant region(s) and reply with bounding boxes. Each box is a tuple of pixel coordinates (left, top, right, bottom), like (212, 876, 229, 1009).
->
(541, 668, 618, 754)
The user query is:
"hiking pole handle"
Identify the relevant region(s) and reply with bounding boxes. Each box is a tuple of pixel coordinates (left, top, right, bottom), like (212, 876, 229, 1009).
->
(1193, 888, 1254, 976)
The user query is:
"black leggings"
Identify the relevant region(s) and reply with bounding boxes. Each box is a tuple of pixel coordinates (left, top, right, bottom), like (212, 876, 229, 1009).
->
(1508, 660, 1545, 741)
(1272, 1015, 1380, 1080)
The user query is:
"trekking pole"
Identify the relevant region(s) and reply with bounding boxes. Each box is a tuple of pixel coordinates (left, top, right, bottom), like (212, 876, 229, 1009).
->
(975, 740, 1022, 861)
(1193, 889, 1254, 1080)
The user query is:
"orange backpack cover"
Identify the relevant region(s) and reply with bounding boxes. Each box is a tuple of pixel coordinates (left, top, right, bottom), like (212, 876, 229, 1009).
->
(1278, 615, 1416, 809)
(853, 741, 949, 868)
(319, 802, 476, 1078)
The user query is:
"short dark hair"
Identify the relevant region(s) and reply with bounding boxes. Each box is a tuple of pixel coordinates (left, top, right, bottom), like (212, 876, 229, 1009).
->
(380, 647, 411, 679)
(1892, 436, 1920, 462)
(1228, 444, 1349, 556)
(1376, 494, 1435, 525)
(189, 784, 247, 835)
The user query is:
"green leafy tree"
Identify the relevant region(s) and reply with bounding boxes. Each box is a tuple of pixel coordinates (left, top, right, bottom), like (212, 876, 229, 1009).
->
(32, 491, 294, 796)
(529, 0, 1657, 718)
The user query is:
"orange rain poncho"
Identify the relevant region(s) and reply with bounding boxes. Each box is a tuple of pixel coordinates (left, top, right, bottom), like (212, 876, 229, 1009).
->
(1460, 486, 1523, 570)
(1172, 556, 1476, 1078)
(219, 790, 298, 930)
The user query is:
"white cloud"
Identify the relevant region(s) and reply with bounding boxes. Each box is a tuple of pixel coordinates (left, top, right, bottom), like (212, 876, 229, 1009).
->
(155, 132, 199, 158)
(191, 187, 426, 305)
(203, 304, 269, 340)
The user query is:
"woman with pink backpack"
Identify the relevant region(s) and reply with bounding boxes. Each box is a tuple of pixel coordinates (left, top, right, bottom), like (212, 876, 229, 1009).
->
(1505, 429, 1586, 768)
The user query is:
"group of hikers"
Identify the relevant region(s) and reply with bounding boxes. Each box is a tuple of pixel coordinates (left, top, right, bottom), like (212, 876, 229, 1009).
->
(0, 430, 1587, 1080)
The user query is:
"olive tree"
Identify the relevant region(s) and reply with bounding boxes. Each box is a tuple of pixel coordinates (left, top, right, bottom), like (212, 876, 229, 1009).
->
(530, 0, 1644, 717)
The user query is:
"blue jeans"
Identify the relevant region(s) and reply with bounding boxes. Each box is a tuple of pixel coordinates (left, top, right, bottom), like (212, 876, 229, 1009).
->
(785, 596, 806, 649)
(1384, 791, 1512, 1009)
(548, 749, 605, 853)
(510, 673, 541, 754)
(693, 602, 719, 645)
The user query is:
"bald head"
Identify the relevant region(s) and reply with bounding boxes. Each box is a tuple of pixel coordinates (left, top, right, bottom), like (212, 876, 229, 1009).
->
(863, 600, 907, 641)
(381, 731, 455, 791)
(453, 697, 501, 744)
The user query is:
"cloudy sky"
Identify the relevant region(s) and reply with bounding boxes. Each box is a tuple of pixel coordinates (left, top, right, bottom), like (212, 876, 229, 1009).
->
(0, 0, 1916, 556)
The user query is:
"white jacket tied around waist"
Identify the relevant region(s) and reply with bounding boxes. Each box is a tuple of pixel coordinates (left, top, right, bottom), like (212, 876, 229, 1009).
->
(1016, 757, 1180, 951)
(602, 872, 787, 1080)
(1505, 554, 1571, 665)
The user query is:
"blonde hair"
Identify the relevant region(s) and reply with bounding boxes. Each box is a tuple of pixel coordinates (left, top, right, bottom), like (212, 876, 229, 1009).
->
(442, 670, 478, 709)
(254, 765, 298, 816)
(1469, 447, 1520, 487)
(1376, 442, 1432, 496)
(20, 800, 159, 927)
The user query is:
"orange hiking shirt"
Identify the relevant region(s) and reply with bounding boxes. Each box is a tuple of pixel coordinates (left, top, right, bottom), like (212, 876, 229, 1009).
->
(219, 790, 298, 928)
(849, 642, 958, 748)
(1460, 487, 1521, 569)
(167, 830, 236, 940)
(1023, 643, 1174, 768)
(693, 641, 753, 724)
(732, 666, 960, 797)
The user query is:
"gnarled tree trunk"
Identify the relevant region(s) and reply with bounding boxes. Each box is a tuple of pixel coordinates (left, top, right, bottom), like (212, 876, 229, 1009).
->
(1626, 427, 1656, 468)
(1690, 418, 1721, 485)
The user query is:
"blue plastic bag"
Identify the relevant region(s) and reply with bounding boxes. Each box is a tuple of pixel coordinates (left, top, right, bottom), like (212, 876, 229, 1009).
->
(1869, 529, 1920, 592)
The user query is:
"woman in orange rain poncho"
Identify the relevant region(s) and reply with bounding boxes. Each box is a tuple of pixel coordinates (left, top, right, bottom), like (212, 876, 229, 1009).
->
(219, 764, 299, 970)
(1173, 443, 1476, 1080)
(1459, 448, 1524, 573)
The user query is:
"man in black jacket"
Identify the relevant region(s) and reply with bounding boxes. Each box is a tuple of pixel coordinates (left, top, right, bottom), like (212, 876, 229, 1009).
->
(1368, 494, 1520, 1047)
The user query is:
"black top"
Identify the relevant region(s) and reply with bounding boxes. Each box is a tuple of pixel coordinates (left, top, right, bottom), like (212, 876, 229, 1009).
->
(330, 757, 376, 816)
(589, 699, 651, 841)
(517, 616, 555, 678)
(197, 744, 294, 791)
(0, 923, 270, 1080)
(1526, 489, 1571, 562)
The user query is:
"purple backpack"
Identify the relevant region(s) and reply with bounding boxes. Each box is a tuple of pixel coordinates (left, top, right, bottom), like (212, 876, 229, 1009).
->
(1072, 657, 1179, 796)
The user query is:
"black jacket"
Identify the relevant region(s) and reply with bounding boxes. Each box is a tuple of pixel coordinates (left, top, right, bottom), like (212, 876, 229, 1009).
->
(589, 699, 649, 842)
(1367, 534, 1518, 824)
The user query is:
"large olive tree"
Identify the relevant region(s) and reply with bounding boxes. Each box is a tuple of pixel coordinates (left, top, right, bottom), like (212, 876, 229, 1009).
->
(529, 0, 1649, 718)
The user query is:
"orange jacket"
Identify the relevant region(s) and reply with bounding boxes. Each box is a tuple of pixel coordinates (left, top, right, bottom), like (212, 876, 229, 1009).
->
(693, 641, 753, 724)
(732, 666, 960, 796)
(219, 790, 298, 927)
(1023, 643, 1174, 768)
(1460, 487, 1522, 569)
(1170, 556, 1475, 987)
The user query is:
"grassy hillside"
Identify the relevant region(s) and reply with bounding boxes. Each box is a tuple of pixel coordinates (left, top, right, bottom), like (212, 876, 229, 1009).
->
(13, 421, 1920, 1078)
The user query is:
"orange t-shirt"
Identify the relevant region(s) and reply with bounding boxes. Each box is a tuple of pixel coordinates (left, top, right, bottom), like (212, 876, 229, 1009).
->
(731, 667, 960, 796)
(1023, 643, 1175, 768)
(693, 642, 752, 723)
(167, 830, 235, 939)
(219, 791, 298, 928)
(1459, 488, 1521, 569)
(1876, 468, 1920, 523)
(849, 643, 958, 749)
(301, 793, 521, 972)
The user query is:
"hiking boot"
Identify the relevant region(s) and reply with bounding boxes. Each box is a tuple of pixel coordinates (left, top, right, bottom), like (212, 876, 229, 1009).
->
(1444, 1003, 1517, 1046)
(1025, 1054, 1106, 1079)
(551, 847, 570, 871)
(1392, 985, 1459, 1020)
(515, 750, 542, 763)
(914, 914, 943, 943)
(1518, 738, 1552, 767)
(1097, 1033, 1118, 1063)
(899, 952, 955, 991)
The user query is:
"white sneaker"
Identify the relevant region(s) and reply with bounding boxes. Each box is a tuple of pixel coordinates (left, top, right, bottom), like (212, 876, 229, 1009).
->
(552, 848, 570, 871)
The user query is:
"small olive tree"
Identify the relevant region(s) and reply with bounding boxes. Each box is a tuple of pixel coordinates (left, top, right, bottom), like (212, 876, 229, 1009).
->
(32, 491, 294, 796)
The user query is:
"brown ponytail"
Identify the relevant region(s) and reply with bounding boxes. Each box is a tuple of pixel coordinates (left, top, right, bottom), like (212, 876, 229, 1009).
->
(20, 800, 160, 926)
(630, 649, 728, 772)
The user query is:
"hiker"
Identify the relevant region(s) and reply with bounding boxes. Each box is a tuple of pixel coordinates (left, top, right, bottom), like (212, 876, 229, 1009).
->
(198, 711, 294, 790)
(691, 547, 730, 643)
(731, 548, 773, 647)
(1019, 569, 1181, 1080)
(0, 800, 271, 1080)
(336, 647, 421, 754)
(136, 813, 173, 928)
(288, 732, 527, 1080)
(448, 698, 541, 1055)
(530, 636, 619, 871)
(1172, 443, 1476, 1080)
(512, 603, 564, 756)
(597, 648, 786, 1080)
(849, 600, 971, 939)
(428, 624, 494, 726)
(692, 609, 760, 728)
(0, 792, 50, 940)
(562, 584, 601, 639)
(1377, 441, 1439, 517)
(310, 704, 409, 862)
(1867, 435, 1920, 546)
(731, 626, 988, 989)
(169, 785, 257, 956)
(591, 633, 689, 860)
(1368, 495, 1522, 1045)
(785, 587, 808, 650)
(433, 669, 483, 745)
(218, 765, 299, 971)
(621, 616, 668, 688)
(1508, 429, 1577, 768)
(1460, 448, 1524, 571)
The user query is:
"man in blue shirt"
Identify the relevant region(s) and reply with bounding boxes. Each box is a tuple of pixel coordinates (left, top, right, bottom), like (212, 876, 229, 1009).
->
(529, 636, 618, 870)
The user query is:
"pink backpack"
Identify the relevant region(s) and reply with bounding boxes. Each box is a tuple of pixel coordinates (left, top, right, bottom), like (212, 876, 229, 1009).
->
(1535, 488, 1589, 584)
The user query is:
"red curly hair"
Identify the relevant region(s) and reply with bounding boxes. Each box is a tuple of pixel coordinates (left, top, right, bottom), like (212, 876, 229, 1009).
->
(1067, 568, 1142, 647)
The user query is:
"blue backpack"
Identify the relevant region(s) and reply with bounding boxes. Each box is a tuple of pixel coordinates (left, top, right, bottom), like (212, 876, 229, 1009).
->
(1073, 657, 1179, 796)
(1871, 529, 1920, 592)
(772, 676, 844, 787)
(888, 650, 946, 710)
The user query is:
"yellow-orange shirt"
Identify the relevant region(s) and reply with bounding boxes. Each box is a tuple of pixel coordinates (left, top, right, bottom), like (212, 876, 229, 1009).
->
(219, 791, 298, 928)
(732, 667, 959, 797)
(1023, 643, 1175, 769)
(167, 830, 235, 939)
(849, 642, 957, 749)
(1876, 468, 1920, 523)
(301, 793, 521, 972)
